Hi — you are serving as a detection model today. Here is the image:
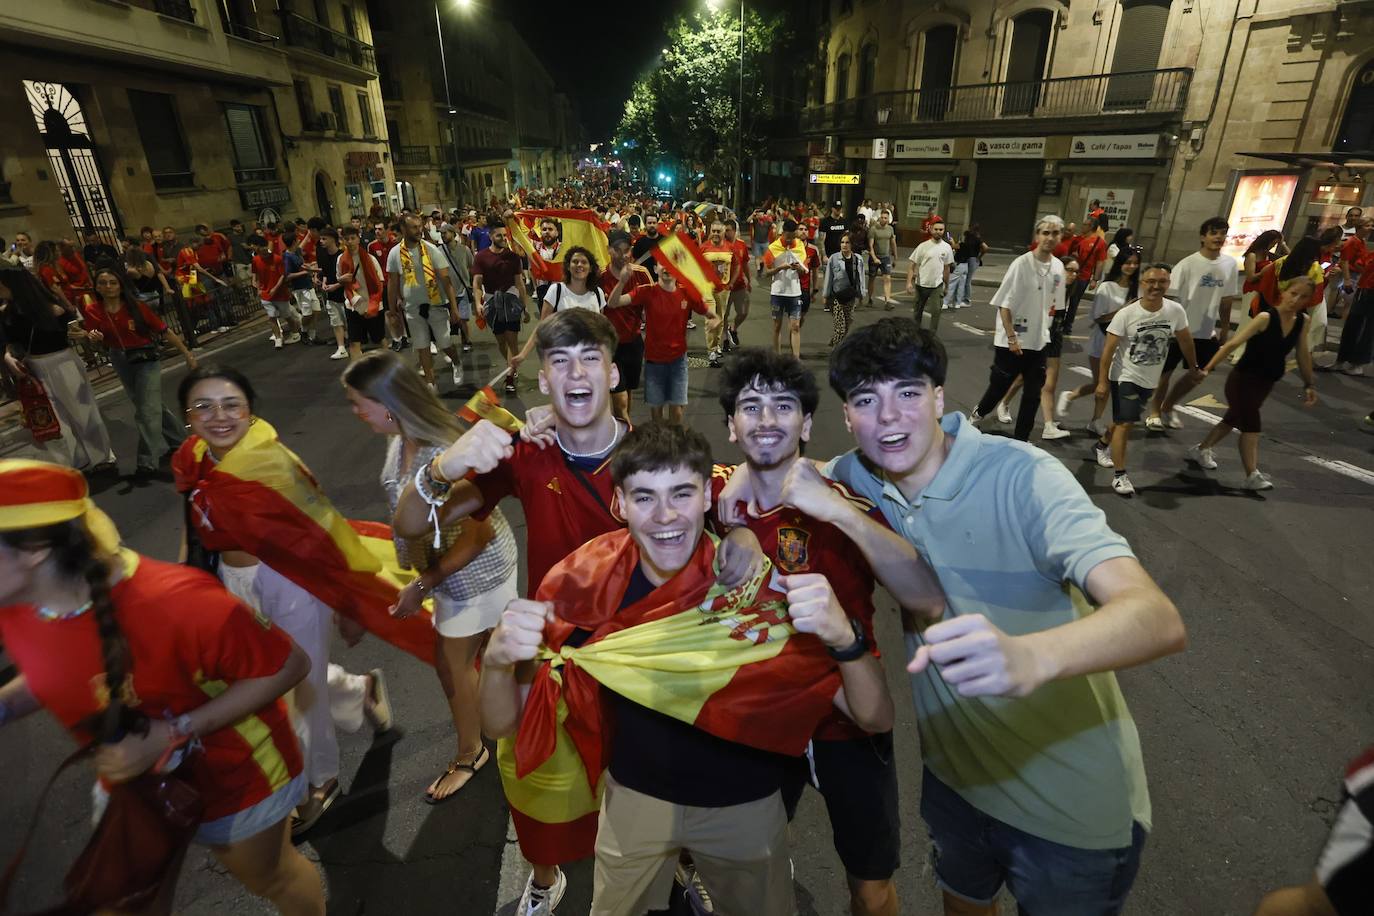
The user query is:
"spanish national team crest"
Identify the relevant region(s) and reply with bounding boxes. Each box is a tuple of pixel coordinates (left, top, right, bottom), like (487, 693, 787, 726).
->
(776, 527, 810, 572)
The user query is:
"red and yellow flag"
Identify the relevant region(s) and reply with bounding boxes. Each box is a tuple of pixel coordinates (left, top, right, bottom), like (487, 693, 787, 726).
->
(505, 208, 611, 284)
(499, 528, 841, 866)
(458, 385, 524, 433)
(171, 419, 436, 665)
(651, 231, 723, 307)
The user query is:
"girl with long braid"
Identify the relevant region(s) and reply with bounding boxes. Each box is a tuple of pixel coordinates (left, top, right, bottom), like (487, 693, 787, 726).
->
(0, 459, 324, 915)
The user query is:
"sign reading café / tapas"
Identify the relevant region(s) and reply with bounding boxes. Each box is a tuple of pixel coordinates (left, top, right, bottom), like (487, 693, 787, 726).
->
(809, 173, 862, 185)
(1069, 133, 1161, 159)
(973, 137, 1045, 159)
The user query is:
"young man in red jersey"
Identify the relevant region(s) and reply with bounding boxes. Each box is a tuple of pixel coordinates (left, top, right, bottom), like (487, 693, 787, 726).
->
(701, 220, 735, 368)
(599, 230, 654, 423)
(715, 347, 945, 916)
(393, 309, 762, 916)
(247, 234, 301, 348)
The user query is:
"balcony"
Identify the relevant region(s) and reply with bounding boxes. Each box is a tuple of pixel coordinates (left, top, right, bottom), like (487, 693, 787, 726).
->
(278, 11, 376, 75)
(125, 0, 196, 23)
(393, 145, 434, 167)
(802, 68, 1192, 135)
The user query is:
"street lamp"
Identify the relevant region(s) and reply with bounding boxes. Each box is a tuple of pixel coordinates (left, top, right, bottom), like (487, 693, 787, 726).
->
(434, 0, 468, 204)
(706, 0, 746, 210)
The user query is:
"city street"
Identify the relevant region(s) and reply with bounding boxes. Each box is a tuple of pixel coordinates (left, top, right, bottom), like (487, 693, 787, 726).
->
(1, 276, 1370, 916)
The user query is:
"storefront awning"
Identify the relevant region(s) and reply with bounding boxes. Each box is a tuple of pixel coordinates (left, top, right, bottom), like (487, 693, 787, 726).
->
(1238, 150, 1374, 172)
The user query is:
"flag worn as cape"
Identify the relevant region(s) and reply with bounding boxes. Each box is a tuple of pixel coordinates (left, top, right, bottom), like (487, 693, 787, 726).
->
(651, 232, 723, 307)
(499, 528, 842, 866)
(171, 418, 436, 665)
(505, 209, 611, 284)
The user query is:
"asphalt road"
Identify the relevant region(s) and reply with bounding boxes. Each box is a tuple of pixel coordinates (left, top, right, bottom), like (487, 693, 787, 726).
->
(1, 276, 1371, 916)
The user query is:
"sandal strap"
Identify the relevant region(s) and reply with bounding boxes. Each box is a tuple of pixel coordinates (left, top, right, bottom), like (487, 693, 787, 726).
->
(449, 745, 489, 774)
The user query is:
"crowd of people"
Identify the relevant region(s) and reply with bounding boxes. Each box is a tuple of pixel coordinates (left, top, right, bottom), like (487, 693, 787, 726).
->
(0, 177, 1370, 916)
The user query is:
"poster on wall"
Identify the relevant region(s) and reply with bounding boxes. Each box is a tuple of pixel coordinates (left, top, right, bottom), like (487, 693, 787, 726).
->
(1223, 173, 1300, 262)
(1083, 188, 1135, 232)
(906, 179, 944, 223)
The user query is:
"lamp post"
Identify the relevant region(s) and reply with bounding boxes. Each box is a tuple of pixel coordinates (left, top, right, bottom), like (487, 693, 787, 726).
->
(708, 0, 746, 211)
(434, 0, 468, 203)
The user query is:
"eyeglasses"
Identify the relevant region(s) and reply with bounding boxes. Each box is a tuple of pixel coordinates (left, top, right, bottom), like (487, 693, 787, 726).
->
(186, 399, 250, 420)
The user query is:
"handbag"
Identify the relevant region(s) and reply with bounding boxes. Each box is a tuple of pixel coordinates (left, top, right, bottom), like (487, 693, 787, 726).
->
(16, 375, 62, 444)
(121, 345, 160, 364)
(0, 713, 204, 916)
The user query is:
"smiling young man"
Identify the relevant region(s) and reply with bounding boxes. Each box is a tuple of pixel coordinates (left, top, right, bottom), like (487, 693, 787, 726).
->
(725, 317, 1187, 915)
(716, 348, 944, 916)
(481, 422, 894, 916)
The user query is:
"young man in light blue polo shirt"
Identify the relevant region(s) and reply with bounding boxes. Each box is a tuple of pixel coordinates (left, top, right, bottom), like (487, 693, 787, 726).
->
(718, 316, 1187, 915)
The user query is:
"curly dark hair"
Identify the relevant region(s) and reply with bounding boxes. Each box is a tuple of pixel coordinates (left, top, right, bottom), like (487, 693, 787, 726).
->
(718, 347, 820, 418)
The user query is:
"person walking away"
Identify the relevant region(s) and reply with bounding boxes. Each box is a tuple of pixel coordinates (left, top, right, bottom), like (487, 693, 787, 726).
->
(945, 225, 987, 311)
(868, 209, 896, 307)
(283, 233, 324, 346)
(0, 267, 116, 470)
(248, 234, 302, 349)
(387, 214, 464, 392)
(342, 352, 519, 801)
(194, 223, 237, 333)
(969, 216, 1065, 441)
(315, 229, 351, 360)
(472, 220, 534, 394)
(1327, 221, 1374, 374)
(1186, 277, 1317, 489)
(1148, 217, 1241, 430)
(748, 207, 774, 278)
(439, 223, 475, 355)
(1057, 247, 1140, 435)
(906, 220, 954, 332)
(824, 233, 866, 346)
(83, 265, 192, 480)
(723, 218, 751, 349)
(763, 220, 807, 358)
(1094, 263, 1199, 496)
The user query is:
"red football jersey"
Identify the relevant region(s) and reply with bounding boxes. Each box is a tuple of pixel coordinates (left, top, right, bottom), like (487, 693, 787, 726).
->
(710, 467, 883, 741)
(599, 264, 653, 344)
(0, 554, 302, 820)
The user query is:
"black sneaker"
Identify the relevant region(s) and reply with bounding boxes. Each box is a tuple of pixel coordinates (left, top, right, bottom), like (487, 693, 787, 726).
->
(728, 327, 740, 348)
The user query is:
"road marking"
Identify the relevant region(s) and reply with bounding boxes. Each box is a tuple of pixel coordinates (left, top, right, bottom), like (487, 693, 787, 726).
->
(1188, 394, 1228, 409)
(1067, 365, 1093, 378)
(1173, 405, 1221, 424)
(1302, 456, 1374, 486)
(496, 816, 525, 913)
(952, 322, 987, 336)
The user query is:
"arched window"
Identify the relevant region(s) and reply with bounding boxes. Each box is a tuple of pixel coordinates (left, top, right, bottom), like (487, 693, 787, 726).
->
(858, 42, 878, 97)
(834, 52, 852, 101)
(1335, 60, 1374, 153)
(24, 80, 122, 243)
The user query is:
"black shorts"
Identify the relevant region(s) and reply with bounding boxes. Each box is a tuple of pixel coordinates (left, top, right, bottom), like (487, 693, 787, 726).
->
(345, 309, 387, 345)
(491, 316, 521, 335)
(1110, 380, 1154, 424)
(800, 289, 812, 314)
(1163, 336, 1218, 372)
(780, 732, 901, 881)
(612, 336, 644, 393)
(1044, 313, 1067, 359)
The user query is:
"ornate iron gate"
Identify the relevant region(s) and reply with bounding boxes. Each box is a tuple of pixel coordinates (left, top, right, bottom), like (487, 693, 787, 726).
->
(24, 80, 124, 246)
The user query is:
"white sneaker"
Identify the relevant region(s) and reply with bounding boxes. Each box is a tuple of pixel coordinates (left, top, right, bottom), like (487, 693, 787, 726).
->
(1094, 443, 1115, 468)
(1323, 360, 1351, 373)
(958, 301, 971, 309)
(1243, 470, 1274, 491)
(1112, 473, 1136, 496)
(451, 362, 464, 386)
(1086, 417, 1108, 437)
(1055, 390, 1074, 418)
(427, 381, 438, 393)
(1144, 415, 1165, 431)
(429, 342, 439, 354)
(518, 868, 566, 916)
(284, 333, 302, 345)
(1345, 364, 1366, 376)
(996, 404, 1013, 424)
(1186, 444, 1218, 470)
(1163, 410, 1183, 429)
(330, 346, 348, 360)
(686, 319, 697, 330)
(968, 409, 984, 428)
(1041, 422, 1070, 440)
(273, 336, 284, 349)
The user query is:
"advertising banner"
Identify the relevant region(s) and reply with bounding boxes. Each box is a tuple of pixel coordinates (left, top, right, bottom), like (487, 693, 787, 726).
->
(1223, 173, 1301, 261)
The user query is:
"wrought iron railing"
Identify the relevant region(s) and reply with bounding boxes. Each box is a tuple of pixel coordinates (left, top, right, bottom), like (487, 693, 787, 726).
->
(801, 68, 1192, 133)
(278, 11, 376, 72)
(393, 145, 434, 166)
(153, 0, 195, 23)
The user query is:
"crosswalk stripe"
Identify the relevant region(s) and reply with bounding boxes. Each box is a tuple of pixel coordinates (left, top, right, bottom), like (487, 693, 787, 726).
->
(1067, 365, 1093, 378)
(952, 322, 987, 336)
(1172, 405, 1221, 424)
(1302, 456, 1374, 486)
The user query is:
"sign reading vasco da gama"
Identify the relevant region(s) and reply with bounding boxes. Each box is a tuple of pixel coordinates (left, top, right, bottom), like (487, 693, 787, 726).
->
(973, 137, 1045, 159)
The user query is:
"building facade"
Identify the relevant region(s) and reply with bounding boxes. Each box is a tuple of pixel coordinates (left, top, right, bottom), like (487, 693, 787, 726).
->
(370, 0, 584, 212)
(0, 0, 391, 245)
(800, 0, 1374, 258)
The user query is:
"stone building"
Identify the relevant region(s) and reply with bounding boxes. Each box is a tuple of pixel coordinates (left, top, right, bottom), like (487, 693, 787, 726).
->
(799, 0, 1374, 258)
(371, 0, 584, 212)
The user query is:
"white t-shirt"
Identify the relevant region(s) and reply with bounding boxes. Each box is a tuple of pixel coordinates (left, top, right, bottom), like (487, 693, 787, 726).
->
(989, 251, 1065, 351)
(909, 239, 954, 288)
(543, 282, 604, 313)
(767, 244, 805, 297)
(1106, 299, 1189, 388)
(1168, 251, 1239, 339)
(386, 240, 450, 309)
(1088, 281, 1131, 359)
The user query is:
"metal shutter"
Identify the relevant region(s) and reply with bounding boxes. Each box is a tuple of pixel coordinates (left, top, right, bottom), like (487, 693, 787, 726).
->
(1105, 0, 1171, 110)
(970, 161, 1044, 250)
(225, 105, 268, 170)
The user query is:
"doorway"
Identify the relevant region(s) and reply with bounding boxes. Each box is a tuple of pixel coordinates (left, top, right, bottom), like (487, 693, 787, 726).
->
(1002, 11, 1053, 116)
(970, 161, 1043, 249)
(23, 80, 123, 245)
(918, 25, 958, 121)
(314, 172, 335, 224)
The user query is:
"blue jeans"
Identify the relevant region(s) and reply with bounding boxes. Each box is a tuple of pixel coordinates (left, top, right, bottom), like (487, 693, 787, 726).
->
(920, 768, 1147, 915)
(944, 257, 978, 305)
(643, 355, 688, 406)
(108, 350, 185, 470)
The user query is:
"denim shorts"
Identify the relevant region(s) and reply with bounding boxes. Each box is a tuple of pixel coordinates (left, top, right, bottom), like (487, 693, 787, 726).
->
(643, 355, 688, 406)
(875, 254, 893, 276)
(770, 295, 803, 320)
(920, 767, 1147, 914)
(1109, 381, 1153, 424)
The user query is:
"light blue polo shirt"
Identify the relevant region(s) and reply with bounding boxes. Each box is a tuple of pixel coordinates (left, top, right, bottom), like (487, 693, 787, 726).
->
(825, 412, 1151, 850)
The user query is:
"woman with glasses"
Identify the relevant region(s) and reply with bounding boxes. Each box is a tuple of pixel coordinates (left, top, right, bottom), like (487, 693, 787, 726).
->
(84, 265, 193, 480)
(1056, 247, 1141, 435)
(172, 365, 396, 837)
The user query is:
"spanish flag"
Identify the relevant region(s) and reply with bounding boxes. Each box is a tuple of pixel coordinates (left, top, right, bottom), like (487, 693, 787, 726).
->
(651, 231, 723, 308)
(171, 419, 437, 665)
(505, 209, 611, 284)
(458, 385, 524, 433)
(499, 528, 841, 866)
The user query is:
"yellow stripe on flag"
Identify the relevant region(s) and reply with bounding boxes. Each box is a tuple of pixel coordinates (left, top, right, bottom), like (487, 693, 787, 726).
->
(198, 676, 292, 793)
(458, 387, 524, 432)
(654, 233, 720, 307)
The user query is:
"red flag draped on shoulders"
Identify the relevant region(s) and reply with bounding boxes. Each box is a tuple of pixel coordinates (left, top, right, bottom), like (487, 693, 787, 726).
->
(498, 528, 841, 866)
(171, 418, 435, 665)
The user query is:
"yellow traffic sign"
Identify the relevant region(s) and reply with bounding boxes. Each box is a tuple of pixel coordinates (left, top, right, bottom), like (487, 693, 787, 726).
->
(809, 173, 861, 185)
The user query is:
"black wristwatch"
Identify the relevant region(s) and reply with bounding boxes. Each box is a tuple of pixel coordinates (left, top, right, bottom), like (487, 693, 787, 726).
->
(827, 617, 868, 662)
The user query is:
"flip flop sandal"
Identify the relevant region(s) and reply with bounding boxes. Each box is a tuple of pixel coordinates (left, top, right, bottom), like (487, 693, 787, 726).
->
(423, 745, 490, 806)
(291, 781, 341, 837)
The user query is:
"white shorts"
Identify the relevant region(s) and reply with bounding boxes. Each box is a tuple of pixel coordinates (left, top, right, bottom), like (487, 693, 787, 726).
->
(404, 305, 452, 349)
(432, 567, 518, 638)
(261, 298, 289, 319)
(294, 288, 320, 316)
(325, 298, 347, 328)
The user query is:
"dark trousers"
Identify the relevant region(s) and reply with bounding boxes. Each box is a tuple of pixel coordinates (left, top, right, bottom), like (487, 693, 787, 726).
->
(975, 345, 1047, 441)
(1062, 278, 1090, 332)
(1337, 288, 1374, 366)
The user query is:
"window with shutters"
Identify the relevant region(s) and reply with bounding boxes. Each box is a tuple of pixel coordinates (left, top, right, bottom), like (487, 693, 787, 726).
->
(357, 91, 375, 137)
(295, 79, 316, 127)
(127, 89, 194, 190)
(223, 104, 276, 184)
(1105, 0, 1171, 110)
(917, 25, 958, 120)
(329, 86, 350, 135)
(858, 43, 878, 97)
